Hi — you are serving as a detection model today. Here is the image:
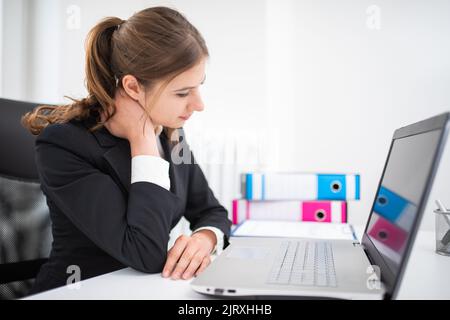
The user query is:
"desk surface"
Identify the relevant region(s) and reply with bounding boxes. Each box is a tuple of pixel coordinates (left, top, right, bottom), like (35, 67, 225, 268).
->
(25, 227, 450, 300)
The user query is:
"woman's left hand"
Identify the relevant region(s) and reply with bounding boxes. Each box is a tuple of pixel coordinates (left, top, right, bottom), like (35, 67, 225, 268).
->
(162, 230, 216, 280)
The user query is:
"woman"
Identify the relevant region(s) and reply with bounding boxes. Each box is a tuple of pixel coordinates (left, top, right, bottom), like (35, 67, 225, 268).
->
(22, 6, 231, 294)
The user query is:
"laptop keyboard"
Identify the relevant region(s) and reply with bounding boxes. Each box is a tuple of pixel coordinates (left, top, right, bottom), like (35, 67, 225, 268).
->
(267, 241, 337, 287)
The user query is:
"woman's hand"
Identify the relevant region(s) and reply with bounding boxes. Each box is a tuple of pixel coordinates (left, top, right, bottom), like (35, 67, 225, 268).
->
(103, 89, 159, 157)
(162, 230, 217, 280)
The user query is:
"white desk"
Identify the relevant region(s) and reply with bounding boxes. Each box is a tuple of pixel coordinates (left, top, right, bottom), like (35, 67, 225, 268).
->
(25, 227, 450, 300)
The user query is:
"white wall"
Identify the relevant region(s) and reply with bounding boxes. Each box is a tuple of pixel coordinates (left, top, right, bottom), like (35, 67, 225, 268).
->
(264, 0, 450, 230)
(27, 0, 63, 103)
(2, 0, 29, 99)
(1, 0, 449, 232)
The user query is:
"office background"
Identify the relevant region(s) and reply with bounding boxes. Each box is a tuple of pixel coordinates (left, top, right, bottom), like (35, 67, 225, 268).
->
(1, 0, 449, 240)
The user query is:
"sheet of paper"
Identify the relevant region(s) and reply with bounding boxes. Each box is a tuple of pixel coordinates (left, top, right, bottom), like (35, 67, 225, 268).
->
(232, 220, 356, 240)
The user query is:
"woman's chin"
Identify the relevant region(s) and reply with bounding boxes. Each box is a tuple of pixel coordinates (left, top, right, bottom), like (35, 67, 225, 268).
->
(161, 122, 183, 129)
(175, 118, 187, 126)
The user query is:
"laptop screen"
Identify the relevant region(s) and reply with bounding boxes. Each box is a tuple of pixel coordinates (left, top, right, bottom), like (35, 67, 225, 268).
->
(363, 114, 449, 298)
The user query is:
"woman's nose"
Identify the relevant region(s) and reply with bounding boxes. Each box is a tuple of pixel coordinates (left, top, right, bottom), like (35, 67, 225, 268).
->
(189, 91, 205, 112)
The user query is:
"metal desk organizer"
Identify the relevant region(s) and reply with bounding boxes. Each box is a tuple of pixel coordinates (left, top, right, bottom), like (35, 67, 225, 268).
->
(435, 208, 450, 256)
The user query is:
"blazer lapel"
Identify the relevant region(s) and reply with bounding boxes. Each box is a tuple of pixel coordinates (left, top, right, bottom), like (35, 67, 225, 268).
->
(102, 139, 132, 194)
(160, 129, 181, 197)
(90, 126, 131, 194)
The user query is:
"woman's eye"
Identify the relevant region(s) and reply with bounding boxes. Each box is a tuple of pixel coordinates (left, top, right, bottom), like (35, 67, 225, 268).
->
(176, 92, 189, 98)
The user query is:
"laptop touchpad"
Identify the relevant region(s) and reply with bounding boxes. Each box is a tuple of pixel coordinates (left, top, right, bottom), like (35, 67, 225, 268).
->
(226, 247, 270, 260)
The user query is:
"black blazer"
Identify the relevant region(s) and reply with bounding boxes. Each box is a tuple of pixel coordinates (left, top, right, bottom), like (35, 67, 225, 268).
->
(31, 115, 231, 294)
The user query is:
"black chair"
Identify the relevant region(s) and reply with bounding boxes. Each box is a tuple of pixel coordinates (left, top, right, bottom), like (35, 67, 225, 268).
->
(0, 98, 52, 299)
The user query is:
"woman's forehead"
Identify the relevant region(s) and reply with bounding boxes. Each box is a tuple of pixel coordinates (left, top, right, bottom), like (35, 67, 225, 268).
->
(169, 60, 206, 89)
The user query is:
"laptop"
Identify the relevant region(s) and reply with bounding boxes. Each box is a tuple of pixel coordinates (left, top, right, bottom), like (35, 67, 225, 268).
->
(191, 112, 450, 300)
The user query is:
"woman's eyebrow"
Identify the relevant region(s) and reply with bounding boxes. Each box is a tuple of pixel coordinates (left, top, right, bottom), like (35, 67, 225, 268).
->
(173, 75, 206, 92)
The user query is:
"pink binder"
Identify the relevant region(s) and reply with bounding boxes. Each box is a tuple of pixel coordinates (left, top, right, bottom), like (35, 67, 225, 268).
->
(232, 199, 347, 225)
(368, 215, 408, 253)
(302, 201, 347, 223)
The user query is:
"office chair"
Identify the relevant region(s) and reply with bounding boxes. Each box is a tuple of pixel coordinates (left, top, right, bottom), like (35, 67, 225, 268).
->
(0, 98, 52, 299)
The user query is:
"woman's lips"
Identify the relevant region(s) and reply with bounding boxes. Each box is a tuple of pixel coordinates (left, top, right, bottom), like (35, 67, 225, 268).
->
(179, 115, 191, 120)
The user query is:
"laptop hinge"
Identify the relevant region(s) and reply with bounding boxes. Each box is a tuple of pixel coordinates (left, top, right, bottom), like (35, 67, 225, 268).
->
(353, 242, 374, 263)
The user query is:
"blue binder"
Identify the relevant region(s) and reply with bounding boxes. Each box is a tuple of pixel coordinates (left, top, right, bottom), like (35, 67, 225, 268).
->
(242, 173, 360, 201)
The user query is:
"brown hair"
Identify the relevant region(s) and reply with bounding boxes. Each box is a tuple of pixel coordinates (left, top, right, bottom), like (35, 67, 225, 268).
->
(22, 6, 209, 141)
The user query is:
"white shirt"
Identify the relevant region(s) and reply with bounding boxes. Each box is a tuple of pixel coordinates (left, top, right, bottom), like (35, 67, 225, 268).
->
(130, 126, 224, 255)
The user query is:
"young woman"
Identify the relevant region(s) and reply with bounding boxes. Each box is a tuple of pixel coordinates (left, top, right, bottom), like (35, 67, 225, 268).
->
(23, 6, 231, 294)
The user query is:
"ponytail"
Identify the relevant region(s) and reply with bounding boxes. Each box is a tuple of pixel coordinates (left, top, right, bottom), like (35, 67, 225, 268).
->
(22, 17, 123, 135)
(84, 17, 124, 121)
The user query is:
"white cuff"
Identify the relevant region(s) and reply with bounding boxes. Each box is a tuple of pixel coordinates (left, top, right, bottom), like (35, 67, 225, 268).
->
(131, 155, 171, 191)
(193, 226, 224, 255)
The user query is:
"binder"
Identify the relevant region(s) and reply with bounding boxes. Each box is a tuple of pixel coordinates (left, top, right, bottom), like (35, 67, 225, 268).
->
(232, 199, 347, 225)
(373, 185, 416, 231)
(241, 172, 360, 201)
(368, 215, 408, 253)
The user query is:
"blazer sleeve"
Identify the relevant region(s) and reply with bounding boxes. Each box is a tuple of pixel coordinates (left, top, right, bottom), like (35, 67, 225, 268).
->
(182, 150, 232, 249)
(35, 124, 182, 273)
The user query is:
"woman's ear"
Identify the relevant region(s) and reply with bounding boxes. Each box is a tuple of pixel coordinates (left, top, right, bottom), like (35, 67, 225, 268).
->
(121, 75, 144, 101)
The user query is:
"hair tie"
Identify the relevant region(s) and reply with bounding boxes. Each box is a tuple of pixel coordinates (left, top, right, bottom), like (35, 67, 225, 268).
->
(117, 20, 125, 30)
